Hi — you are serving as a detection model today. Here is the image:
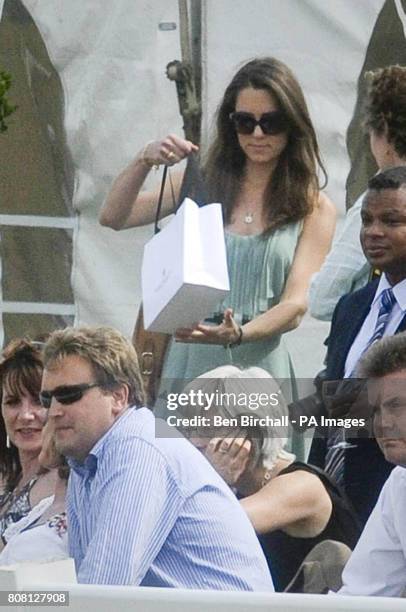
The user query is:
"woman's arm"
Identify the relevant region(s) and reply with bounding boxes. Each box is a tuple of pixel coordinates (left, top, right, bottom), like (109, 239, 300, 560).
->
(242, 192, 336, 341)
(192, 427, 335, 538)
(241, 470, 332, 535)
(175, 192, 336, 345)
(99, 134, 198, 230)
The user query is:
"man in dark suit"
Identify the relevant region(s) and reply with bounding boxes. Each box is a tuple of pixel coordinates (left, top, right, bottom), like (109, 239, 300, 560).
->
(309, 166, 406, 526)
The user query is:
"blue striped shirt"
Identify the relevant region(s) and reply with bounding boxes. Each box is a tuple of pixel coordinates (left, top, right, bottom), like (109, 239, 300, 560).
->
(67, 407, 274, 590)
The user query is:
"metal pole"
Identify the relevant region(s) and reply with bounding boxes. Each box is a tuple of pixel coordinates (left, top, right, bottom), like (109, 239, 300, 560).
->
(166, 0, 202, 144)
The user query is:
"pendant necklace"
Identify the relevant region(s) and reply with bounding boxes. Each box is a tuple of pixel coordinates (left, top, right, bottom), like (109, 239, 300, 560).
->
(244, 212, 254, 224)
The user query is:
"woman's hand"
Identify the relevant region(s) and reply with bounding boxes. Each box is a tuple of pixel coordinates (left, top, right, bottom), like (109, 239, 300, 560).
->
(175, 308, 242, 346)
(204, 434, 252, 486)
(100, 133, 198, 229)
(142, 134, 198, 167)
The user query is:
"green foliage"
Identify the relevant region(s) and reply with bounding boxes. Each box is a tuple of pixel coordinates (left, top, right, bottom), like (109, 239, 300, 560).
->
(0, 71, 17, 133)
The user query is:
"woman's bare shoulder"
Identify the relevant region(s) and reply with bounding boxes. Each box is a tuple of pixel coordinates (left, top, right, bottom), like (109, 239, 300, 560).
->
(314, 191, 337, 215)
(300, 191, 336, 235)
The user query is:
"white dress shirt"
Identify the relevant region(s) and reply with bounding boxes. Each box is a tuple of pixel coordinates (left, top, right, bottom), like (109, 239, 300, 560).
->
(344, 274, 406, 377)
(339, 467, 406, 597)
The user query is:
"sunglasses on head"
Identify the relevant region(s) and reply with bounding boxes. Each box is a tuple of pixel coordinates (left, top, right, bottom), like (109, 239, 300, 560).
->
(229, 111, 288, 135)
(39, 382, 101, 409)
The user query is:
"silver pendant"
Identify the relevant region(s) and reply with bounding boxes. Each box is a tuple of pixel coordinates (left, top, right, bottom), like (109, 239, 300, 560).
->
(244, 213, 253, 224)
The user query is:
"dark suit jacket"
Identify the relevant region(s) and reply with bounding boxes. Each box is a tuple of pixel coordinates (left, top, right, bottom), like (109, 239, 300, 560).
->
(309, 279, 406, 525)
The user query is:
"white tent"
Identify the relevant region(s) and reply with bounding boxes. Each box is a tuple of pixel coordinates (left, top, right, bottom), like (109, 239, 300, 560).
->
(1, 0, 405, 377)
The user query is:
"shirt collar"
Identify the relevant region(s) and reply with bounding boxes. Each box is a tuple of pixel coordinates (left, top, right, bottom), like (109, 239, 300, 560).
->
(373, 274, 406, 311)
(67, 406, 135, 478)
(68, 454, 98, 478)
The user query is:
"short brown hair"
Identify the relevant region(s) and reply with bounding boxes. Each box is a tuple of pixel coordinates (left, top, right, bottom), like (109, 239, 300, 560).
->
(364, 65, 406, 159)
(358, 333, 406, 378)
(43, 326, 145, 407)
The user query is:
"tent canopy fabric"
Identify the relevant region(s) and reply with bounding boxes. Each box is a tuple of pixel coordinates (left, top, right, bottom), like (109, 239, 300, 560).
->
(1, 0, 405, 377)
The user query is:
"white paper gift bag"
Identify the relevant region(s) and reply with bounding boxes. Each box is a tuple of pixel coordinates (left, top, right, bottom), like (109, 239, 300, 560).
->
(142, 197, 230, 333)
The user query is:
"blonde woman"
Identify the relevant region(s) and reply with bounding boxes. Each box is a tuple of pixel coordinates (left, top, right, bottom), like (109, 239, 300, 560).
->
(179, 366, 361, 591)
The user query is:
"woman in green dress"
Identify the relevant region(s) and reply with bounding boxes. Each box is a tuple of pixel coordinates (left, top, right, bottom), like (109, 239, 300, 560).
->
(100, 57, 336, 453)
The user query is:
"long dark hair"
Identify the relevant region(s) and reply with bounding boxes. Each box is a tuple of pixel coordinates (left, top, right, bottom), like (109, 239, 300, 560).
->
(0, 339, 44, 492)
(203, 57, 327, 232)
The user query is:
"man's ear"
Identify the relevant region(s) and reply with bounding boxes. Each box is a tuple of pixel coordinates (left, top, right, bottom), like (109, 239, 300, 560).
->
(110, 384, 130, 414)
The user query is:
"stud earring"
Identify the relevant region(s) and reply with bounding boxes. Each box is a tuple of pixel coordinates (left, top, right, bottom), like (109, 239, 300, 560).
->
(6, 435, 11, 449)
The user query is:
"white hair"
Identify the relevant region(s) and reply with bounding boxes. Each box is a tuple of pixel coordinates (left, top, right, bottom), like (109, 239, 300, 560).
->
(183, 365, 292, 470)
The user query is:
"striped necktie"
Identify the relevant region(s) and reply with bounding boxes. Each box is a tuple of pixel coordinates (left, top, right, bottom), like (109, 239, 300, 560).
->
(365, 287, 397, 349)
(325, 287, 397, 484)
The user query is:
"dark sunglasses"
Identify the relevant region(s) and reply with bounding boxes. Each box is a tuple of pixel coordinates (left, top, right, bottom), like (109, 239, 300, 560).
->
(39, 382, 101, 409)
(229, 111, 288, 135)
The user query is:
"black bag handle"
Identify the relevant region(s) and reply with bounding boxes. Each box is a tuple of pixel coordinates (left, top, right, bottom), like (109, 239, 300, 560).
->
(153, 153, 208, 235)
(154, 165, 169, 235)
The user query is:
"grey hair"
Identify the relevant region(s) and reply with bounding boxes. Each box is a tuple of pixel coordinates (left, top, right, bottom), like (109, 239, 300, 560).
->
(182, 365, 290, 470)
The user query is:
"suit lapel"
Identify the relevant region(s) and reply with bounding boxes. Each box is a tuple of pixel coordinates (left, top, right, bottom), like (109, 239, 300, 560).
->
(396, 311, 406, 333)
(340, 281, 378, 359)
(343, 281, 406, 361)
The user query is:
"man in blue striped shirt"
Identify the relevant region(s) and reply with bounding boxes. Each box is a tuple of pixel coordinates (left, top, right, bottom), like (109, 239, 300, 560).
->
(40, 326, 274, 590)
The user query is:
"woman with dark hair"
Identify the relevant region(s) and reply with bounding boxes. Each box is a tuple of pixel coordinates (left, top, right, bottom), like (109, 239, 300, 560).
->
(100, 57, 335, 423)
(0, 420, 68, 564)
(0, 339, 56, 540)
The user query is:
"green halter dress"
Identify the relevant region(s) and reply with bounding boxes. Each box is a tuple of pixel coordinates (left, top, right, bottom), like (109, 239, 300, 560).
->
(157, 221, 305, 457)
